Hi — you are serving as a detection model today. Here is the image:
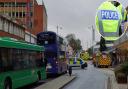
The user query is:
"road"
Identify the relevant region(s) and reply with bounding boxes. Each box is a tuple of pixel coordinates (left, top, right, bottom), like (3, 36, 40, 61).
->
(63, 61, 108, 89)
(18, 61, 108, 89)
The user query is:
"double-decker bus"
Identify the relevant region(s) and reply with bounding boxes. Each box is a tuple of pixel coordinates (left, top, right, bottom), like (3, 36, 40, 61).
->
(0, 37, 46, 89)
(37, 31, 67, 75)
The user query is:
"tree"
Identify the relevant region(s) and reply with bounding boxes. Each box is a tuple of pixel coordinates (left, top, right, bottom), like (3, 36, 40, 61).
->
(66, 34, 82, 53)
(99, 36, 107, 52)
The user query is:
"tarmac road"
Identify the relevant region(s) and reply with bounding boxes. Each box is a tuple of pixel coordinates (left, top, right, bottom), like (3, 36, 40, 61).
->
(63, 61, 108, 89)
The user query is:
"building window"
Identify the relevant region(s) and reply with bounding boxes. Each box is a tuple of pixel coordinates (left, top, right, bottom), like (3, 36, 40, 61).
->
(11, 23, 14, 34)
(16, 26, 19, 36)
(17, 3, 27, 7)
(8, 2, 12, 7)
(9, 23, 14, 34)
(0, 2, 27, 7)
(19, 12, 26, 18)
(19, 12, 22, 18)
(12, 12, 15, 17)
(21, 30, 24, 38)
(13, 26, 17, 35)
(0, 3, 4, 7)
(25, 34, 30, 42)
(0, 18, 3, 30)
(4, 2, 9, 7)
(18, 27, 20, 36)
(19, 28, 21, 37)
(30, 21, 33, 29)
(16, 12, 18, 18)
(30, 12, 33, 17)
(4, 21, 9, 32)
(8, 13, 11, 17)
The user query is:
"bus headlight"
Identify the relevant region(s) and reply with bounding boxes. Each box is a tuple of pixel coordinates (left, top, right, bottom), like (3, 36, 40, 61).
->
(46, 63, 52, 69)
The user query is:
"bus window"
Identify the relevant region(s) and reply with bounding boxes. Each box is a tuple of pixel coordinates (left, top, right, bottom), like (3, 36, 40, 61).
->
(44, 52, 57, 58)
(59, 51, 65, 61)
(21, 50, 30, 69)
(35, 52, 45, 67)
(29, 51, 36, 68)
(59, 37, 63, 44)
(12, 49, 22, 70)
(12, 49, 30, 70)
(0, 48, 13, 72)
(1, 48, 9, 71)
(37, 34, 56, 45)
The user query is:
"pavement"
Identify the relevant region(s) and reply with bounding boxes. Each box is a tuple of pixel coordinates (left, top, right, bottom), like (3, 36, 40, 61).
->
(108, 68, 128, 89)
(99, 68, 128, 89)
(34, 74, 76, 89)
(118, 84, 127, 89)
(98, 68, 119, 89)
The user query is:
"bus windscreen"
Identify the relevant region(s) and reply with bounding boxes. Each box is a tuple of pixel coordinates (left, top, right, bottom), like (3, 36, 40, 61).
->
(37, 34, 56, 45)
(44, 51, 57, 58)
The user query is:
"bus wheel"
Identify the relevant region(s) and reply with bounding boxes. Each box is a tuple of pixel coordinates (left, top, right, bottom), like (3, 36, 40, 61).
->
(37, 72, 41, 81)
(4, 79, 12, 89)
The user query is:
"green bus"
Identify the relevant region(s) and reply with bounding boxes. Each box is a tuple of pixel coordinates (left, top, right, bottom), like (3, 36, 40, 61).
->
(0, 37, 46, 89)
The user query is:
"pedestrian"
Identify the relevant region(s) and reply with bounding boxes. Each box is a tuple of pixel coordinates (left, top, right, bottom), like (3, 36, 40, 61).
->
(112, 52, 116, 67)
(68, 66, 72, 76)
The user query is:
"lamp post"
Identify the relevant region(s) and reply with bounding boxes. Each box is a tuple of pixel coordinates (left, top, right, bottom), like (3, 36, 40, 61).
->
(88, 25, 95, 55)
(56, 25, 62, 35)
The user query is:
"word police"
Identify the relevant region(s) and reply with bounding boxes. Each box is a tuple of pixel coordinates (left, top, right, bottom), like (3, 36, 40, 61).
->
(101, 10, 119, 20)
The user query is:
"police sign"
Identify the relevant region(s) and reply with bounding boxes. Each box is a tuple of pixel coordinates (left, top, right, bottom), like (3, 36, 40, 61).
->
(101, 10, 119, 20)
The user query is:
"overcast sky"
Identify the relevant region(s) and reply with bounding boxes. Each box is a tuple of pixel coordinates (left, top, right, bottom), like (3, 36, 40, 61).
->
(37, 0, 128, 50)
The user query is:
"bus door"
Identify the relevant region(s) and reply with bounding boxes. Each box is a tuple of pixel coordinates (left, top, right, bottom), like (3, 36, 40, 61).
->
(45, 51, 58, 73)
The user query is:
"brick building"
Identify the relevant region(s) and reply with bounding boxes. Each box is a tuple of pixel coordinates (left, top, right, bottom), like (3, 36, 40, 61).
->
(0, 15, 25, 40)
(0, 0, 47, 43)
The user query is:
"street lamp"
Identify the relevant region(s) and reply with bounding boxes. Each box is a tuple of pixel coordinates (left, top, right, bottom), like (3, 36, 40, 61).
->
(88, 25, 95, 54)
(56, 25, 62, 35)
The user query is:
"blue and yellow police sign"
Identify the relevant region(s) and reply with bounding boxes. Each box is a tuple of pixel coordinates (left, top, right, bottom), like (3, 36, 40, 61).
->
(95, 1, 126, 41)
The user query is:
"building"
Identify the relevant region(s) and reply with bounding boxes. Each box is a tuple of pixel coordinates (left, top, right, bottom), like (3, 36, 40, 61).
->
(0, 0, 47, 43)
(0, 15, 25, 40)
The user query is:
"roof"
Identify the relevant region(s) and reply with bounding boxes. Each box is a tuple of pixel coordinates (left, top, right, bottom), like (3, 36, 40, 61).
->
(37, 31, 56, 35)
(0, 37, 44, 51)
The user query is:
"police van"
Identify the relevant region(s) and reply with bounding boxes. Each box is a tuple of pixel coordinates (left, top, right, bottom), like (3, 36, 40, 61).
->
(68, 57, 87, 69)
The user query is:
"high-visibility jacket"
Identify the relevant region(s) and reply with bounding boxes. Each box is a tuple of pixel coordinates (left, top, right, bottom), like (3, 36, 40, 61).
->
(116, 3, 127, 35)
(116, 3, 127, 22)
(95, 1, 122, 41)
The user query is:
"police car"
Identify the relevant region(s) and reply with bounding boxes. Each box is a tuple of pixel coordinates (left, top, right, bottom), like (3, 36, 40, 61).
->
(68, 57, 87, 69)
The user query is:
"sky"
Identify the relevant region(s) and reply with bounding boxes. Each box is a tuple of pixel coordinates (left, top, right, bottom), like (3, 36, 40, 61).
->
(37, 0, 128, 50)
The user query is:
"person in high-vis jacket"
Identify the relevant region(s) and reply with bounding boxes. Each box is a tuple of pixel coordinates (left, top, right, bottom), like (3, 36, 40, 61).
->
(111, 1, 127, 35)
(95, 1, 126, 41)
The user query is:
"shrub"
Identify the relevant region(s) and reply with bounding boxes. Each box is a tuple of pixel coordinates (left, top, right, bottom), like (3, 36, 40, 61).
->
(114, 62, 128, 83)
(114, 64, 123, 76)
(121, 62, 128, 75)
